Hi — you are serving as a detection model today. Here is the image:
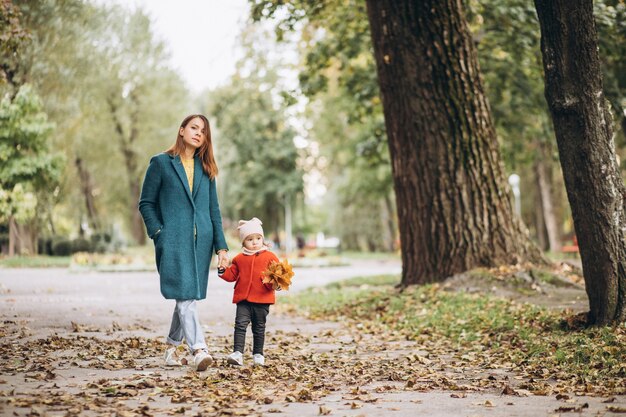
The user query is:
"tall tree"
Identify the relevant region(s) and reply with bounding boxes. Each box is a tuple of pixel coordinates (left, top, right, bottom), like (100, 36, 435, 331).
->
(251, 0, 397, 251)
(89, 7, 186, 245)
(14, 1, 188, 243)
(208, 32, 303, 236)
(0, 85, 62, 254)
(364, 0, 543, 285)
(534, 0, 626, 325)
(468, 0, 564, 252)
(0, 0, 29, 93)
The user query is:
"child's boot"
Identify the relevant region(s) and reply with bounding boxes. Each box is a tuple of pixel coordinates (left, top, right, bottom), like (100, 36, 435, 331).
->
(253, 354, 265, 367)
(227, 351, 243, 366)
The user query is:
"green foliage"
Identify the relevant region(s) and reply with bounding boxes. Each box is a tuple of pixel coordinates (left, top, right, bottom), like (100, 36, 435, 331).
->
(0, 85, 61, 188)
(595, 1, 626, 156)
(250, 0, 395, 251)
(208, 27, 303, 233)
(0, 183, 36, 223)
(11, 1, 189, 241)
(467, 0, 551, 166)
(0, 255, 71, 268)
(251, 0, 624, 250)
(0, 0, 30, 89)
(0, 84, 63, 224)
(51, 238, 73, 257)
(72, 237, 92, 253)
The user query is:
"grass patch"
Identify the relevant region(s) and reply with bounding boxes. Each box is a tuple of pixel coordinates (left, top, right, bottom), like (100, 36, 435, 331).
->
(530, 267, 578, 287)
(0, 255, 71, 268)
(280, 274, 626, 395)
(287, 274, 399, 314)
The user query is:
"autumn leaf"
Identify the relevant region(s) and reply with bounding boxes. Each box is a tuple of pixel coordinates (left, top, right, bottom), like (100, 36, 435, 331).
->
(555, 403, 589, 412)
(262, 259, 295, 290)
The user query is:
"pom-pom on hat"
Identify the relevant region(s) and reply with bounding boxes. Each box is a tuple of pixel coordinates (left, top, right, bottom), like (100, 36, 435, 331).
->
(238, 217, 264, 243)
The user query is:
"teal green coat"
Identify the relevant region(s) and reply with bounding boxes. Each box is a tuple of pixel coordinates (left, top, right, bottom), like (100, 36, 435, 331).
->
(138, 153, 228, 300)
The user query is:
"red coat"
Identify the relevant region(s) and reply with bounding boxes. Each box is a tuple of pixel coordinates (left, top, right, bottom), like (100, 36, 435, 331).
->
(219, 250, 279, 304)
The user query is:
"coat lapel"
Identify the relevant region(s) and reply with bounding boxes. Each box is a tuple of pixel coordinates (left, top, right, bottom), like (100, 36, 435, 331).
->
(170, 155, 194, 205)
(192, 156, 204, 200)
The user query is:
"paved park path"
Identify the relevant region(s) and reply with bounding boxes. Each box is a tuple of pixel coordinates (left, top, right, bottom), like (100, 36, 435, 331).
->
(1, 260, 624, 416)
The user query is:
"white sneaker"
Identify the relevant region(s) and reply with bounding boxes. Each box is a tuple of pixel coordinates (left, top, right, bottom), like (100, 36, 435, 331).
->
(193, 350, 213, 371)
(227, 351, 243, 366)
(253, 354, 265, 367)
(164, 346, 185, 366)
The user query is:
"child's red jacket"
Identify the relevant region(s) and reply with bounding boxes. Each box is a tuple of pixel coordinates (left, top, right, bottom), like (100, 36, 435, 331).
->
(219, 250, 279, 304)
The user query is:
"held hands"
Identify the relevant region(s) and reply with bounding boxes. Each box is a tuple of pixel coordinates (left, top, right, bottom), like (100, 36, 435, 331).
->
(217, 250, 229, 274)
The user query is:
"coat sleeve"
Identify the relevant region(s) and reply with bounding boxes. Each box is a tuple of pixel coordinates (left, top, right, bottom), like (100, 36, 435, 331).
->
(219, 259, 239, 283)
(138, 156, 163, 239)
(209, 178, 228, 253)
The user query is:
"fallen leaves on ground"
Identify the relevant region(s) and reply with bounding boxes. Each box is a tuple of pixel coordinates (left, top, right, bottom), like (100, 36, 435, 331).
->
(2, 267, 625, 416)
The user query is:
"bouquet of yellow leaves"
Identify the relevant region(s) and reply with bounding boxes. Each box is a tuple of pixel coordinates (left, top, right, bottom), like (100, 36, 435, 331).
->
(262, 259, 295, 291)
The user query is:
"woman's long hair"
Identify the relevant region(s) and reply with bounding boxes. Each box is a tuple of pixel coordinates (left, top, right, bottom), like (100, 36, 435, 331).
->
(165, 114, 218, 179)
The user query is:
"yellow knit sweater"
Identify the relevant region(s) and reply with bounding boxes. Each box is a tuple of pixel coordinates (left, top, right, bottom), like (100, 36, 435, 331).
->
(181, 157, 194, 191)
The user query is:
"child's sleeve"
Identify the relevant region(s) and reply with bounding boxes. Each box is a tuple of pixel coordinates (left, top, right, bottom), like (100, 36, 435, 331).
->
(219, 259, 239, 282)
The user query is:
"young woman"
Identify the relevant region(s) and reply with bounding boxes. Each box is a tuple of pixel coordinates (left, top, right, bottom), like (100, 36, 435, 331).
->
(138, 114, 229, 371)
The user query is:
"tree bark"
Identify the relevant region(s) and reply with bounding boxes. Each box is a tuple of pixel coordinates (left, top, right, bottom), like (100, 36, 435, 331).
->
(382, 194, 397, 252)
(107, 92, 146, 246)
(533, 183, 548, 251)
(7, 216, 35, 255)
(534, 148, 561, 252)
(365, 0, 543, 285)
(75, 157, 100, 232)
(534, 0, 626, 324)
(8, 215, 17, 256)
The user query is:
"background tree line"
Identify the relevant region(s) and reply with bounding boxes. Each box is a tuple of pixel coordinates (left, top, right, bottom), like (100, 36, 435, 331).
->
(251, 0, 625, 254)
(0, 0, 301, 255)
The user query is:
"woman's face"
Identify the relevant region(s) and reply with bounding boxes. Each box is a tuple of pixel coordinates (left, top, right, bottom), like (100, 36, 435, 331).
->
(179, 117, 206, 152)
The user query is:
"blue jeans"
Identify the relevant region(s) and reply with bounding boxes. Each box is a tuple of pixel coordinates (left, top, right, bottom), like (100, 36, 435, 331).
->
(166, 300, 207, 352)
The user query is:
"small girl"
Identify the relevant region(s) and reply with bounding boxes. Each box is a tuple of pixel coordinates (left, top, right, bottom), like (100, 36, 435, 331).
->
(218, 217, 279, 366)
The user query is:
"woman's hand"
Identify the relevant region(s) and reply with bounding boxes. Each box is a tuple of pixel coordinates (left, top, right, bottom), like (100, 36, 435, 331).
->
(217, 250, 229, 269)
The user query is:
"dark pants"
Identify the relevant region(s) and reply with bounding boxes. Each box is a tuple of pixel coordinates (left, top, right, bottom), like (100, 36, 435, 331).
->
(233, 300, 270, 355)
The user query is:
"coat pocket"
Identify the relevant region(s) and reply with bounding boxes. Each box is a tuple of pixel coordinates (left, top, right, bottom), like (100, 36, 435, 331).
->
(153, 226, 164, 247)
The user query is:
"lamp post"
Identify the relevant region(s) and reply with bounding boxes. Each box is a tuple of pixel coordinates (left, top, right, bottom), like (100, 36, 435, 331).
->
(284, 194, 292, 254)
(508, 173, 521, 217)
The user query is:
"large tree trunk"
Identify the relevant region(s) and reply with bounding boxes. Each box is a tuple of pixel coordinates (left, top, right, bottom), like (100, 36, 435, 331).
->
(534, 0, 626, 325)
(8, 216, 17, 256)
(533, 183, 548, 251)
(382, 194, 397, 252)
(75, 157, 100, 232)
(8, 216, 36, 255)
(365, 0, 543, 285)
(107, 92, 146, 246)
(534, 147, 561, 252)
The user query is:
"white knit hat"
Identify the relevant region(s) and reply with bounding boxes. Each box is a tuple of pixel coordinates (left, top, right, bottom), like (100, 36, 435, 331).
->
(238, 217, 264, 243)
